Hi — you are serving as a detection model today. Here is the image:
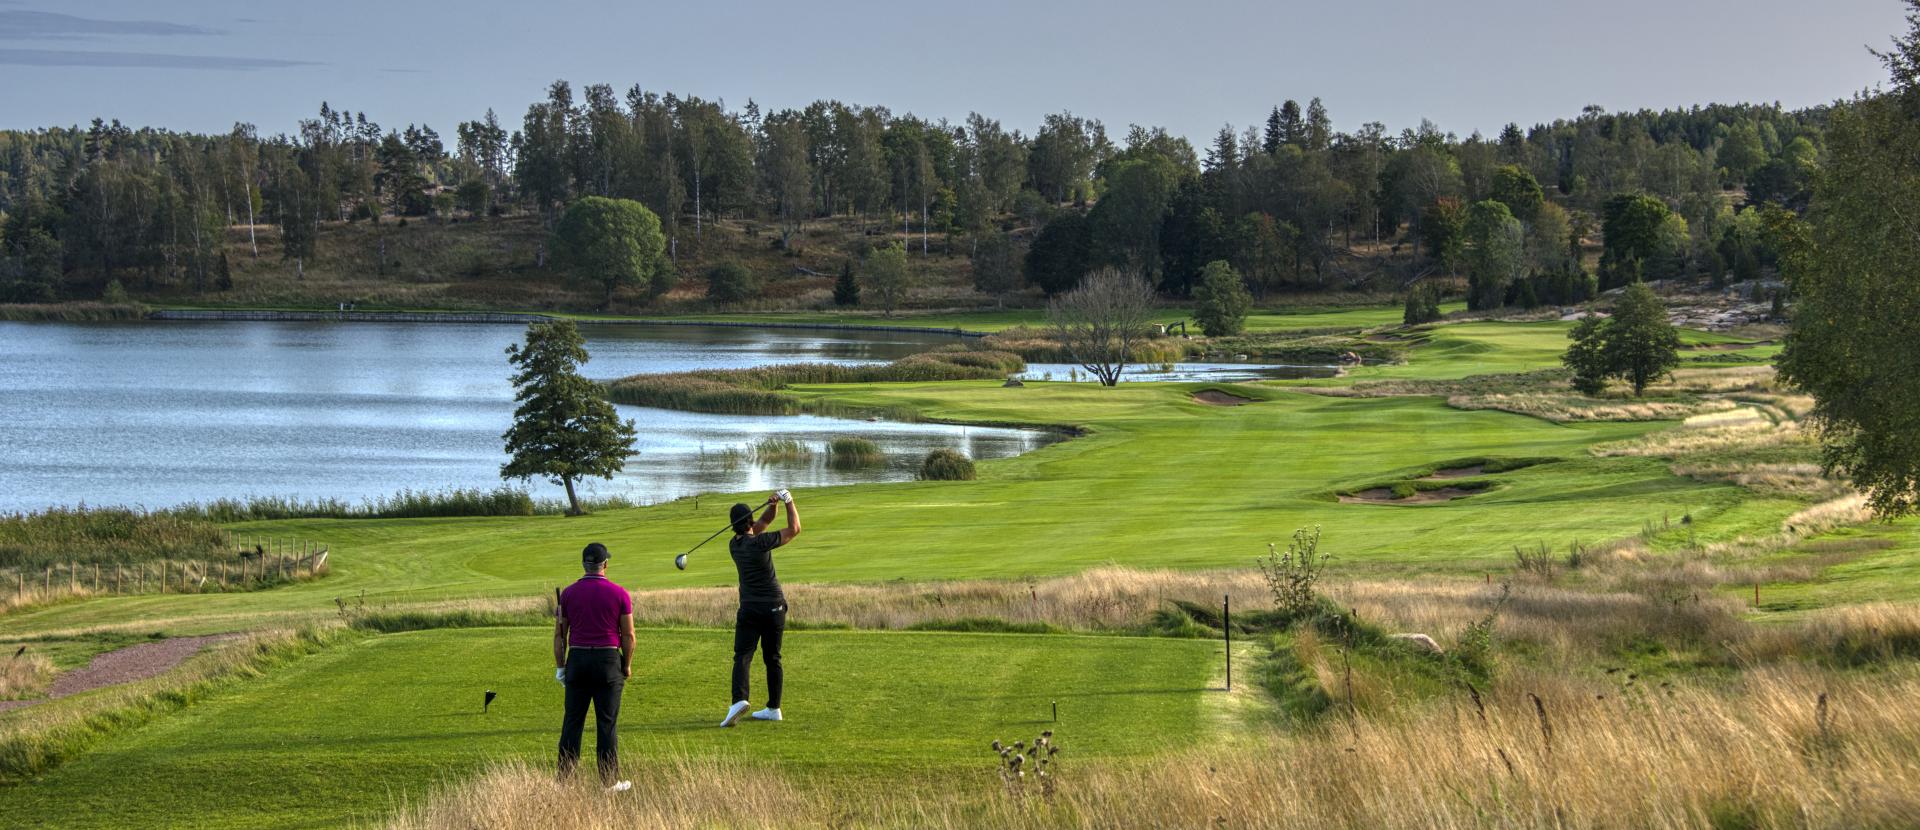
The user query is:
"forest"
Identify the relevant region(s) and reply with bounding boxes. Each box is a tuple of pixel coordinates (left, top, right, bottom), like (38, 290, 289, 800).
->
(0, 84, 1825, 310)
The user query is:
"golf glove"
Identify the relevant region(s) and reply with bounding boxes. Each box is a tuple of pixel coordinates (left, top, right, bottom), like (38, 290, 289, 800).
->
(554, 667, 566, 684)
(776, 488, 792, 504)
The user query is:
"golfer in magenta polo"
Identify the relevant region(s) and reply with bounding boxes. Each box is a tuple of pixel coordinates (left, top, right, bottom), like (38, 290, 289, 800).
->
(553, 542, 634, 791)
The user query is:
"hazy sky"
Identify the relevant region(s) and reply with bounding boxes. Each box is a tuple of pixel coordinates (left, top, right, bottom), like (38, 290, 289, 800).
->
(0, 1, 1907, 143)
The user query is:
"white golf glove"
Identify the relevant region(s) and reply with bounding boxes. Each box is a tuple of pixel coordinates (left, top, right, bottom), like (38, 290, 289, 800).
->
(554, 667, 566, 684)
(776, 488, 792, 504)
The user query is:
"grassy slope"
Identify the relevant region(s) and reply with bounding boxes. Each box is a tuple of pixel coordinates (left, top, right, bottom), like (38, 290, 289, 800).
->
(0, 627, 1219, 829)
(0, 379, 1788, 637)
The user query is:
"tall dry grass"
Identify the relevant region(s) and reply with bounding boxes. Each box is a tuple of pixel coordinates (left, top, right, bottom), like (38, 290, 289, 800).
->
(0, 650, 56, 700)
(388, 666, 1920, 829)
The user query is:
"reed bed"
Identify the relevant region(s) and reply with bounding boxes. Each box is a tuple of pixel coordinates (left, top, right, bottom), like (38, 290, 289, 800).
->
(605, 349, 1026, 415)
(0, 507, 228, 569)
(750, 438, 814, 464)
(0, 302, 147, 322)
(827, 437, 886, 468)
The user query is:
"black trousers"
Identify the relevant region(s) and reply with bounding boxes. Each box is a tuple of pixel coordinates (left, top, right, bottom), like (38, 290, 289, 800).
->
(731, 605, 786, 708)
(558, 647, 624, 784)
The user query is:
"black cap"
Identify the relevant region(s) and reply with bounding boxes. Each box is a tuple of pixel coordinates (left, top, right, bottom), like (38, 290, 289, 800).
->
(582, 542, 610, 566)
(731, 503, 754, 534)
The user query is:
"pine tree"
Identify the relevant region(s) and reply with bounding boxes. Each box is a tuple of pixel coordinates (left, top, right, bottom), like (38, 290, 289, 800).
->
(500, 321, 638, 515)
(833, 260, 861, 306)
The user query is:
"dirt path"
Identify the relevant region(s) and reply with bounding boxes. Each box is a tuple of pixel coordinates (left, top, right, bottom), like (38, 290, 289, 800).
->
(0, 634, 236, 713)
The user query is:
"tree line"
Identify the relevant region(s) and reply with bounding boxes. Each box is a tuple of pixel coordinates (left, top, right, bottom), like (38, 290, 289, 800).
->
(1, 84, 1830, 306)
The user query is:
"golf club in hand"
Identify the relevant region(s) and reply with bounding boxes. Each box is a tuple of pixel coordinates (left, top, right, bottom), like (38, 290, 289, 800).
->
(674, 490, 791, 570)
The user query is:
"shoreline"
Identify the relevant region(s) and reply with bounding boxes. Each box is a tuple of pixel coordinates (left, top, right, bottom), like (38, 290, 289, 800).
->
(144, 308, 986, 337)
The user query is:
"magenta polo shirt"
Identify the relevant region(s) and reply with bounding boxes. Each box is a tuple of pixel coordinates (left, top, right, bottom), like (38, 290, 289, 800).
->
(559, 575, 632, 648)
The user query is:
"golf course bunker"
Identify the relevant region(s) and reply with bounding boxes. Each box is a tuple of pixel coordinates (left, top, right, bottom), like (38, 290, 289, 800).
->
(1192, 389, 1254, 406)
(1339, 486, 1483, 505)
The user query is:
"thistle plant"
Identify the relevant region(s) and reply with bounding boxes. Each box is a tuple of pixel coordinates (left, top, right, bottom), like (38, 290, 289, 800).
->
(1258, 526, 1330, 621)
(991, 730, 1060, 803)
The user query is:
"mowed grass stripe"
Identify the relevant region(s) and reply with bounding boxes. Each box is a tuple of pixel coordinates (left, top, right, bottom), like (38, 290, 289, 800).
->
(0, 627, 1218, 829)
(0, 383, 1780, 637)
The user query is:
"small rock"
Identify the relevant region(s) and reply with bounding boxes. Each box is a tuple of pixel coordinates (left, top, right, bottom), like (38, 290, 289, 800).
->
(1390, 633, 1444, 654)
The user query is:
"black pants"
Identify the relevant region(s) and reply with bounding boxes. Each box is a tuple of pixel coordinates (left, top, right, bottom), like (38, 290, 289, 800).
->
(558, 647, 624, 784)
(731, 605, 786, 708)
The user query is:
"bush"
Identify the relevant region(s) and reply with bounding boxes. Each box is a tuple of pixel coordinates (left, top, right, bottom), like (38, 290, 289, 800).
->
(1403, 283, 1443, 325)
(705, 262, 760, 304)
(100, 279, 130, 305)
(919, 449, 976, 481)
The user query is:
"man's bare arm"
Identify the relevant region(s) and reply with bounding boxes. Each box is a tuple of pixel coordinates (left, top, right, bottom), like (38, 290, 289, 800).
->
(750, 501, 777, 534)
(618, 613, 635, 678)
(777, 497, 801, 545)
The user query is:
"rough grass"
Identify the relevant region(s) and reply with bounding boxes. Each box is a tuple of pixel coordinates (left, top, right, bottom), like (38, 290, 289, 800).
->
(386, 664, 1920, 829)
(0, 651, 56, 700)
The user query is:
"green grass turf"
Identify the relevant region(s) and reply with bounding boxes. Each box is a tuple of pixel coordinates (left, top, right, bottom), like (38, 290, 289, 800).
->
(1747, 518, 1920, 611)
(0, 378, 1796, 637)
(0, 627, 1223, 829)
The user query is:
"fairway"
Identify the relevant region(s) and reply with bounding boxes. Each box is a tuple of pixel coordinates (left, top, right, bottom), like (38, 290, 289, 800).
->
(0, 627, 1222, 828)
(0, 383, 1790, 637)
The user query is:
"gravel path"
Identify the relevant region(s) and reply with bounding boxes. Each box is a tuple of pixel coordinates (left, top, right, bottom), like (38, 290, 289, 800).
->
(0, 634, 236, 713)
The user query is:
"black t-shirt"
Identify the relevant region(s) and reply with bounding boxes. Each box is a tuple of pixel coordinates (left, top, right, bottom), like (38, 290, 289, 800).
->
(729, 531, 786, 610)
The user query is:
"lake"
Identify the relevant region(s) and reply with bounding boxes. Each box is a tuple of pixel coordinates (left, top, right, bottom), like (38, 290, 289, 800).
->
(0, 321, 1060, 513)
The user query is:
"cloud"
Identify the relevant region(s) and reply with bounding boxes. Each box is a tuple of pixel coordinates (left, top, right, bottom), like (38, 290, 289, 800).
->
(0, 48, 315, 70)
(0, 10, 221, 39)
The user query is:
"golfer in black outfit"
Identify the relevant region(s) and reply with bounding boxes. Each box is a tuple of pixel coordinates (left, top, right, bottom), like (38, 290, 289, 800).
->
(721, 490, 801, 727)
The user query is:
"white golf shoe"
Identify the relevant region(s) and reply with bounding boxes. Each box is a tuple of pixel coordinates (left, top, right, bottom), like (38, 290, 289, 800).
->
(606, 780, 632, 793)
(750, 707, 782, 722)
(721, 700, 751, 727)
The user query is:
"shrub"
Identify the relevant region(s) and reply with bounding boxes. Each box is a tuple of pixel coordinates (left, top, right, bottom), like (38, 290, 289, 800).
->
(919, 449, 976, 481)
(1403, 283, 1443, 325)
(705, 262, 760, 304)
(100, 280, 130, 305)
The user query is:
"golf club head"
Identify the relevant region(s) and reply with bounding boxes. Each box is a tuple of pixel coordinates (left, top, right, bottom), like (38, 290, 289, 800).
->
(674, 553, 688, 571)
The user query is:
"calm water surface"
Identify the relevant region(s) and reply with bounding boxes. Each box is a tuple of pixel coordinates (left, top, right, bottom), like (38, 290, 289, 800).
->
(0, 321, 1060, 512)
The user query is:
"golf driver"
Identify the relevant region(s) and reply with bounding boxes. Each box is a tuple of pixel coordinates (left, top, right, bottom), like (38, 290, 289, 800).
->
(675, 489, 789, 570)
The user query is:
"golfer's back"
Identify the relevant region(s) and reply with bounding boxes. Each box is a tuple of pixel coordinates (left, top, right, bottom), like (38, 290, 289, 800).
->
(559, 575, 630, 647)
(729, 531, 785, 610)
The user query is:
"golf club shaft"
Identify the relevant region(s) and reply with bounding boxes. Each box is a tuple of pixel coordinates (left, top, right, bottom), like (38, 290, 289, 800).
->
(678, 496, 781, 562)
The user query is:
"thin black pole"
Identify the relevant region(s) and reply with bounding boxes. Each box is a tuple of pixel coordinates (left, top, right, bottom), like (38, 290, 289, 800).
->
(1224, 593, 1232, 692)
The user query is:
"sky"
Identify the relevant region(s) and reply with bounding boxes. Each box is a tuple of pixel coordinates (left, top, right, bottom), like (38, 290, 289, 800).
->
(0, 0, 1908, 144)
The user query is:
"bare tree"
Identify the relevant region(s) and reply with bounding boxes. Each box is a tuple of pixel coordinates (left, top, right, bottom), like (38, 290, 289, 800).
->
(1047, 267, 1157, 386)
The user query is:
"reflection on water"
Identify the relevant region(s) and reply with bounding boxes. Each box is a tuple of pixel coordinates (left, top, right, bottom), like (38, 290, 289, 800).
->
(0, 320, 1052, 512)
(1019, 361, 1338, 383)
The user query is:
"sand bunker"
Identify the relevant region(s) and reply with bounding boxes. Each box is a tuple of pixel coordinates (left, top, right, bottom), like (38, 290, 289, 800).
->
(1192, 390, 1253, 406)
(1338, 487, 1480, 505)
